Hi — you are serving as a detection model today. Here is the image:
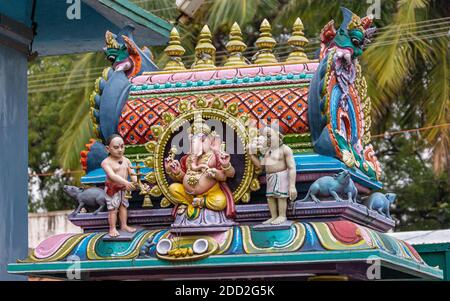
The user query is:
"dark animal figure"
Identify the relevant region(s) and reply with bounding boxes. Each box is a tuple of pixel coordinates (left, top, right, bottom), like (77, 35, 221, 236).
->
(364, 192, 396, 219)
(64, 185, 106, 215)
(298, 170, 358, 203)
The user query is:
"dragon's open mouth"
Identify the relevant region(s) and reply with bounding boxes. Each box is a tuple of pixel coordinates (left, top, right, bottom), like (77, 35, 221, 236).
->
(113, 57, 134, 76)
(334, 47, 354, 66)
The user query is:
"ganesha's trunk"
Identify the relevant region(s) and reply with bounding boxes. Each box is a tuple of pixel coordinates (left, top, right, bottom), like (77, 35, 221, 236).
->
(191, 137, 203, 157)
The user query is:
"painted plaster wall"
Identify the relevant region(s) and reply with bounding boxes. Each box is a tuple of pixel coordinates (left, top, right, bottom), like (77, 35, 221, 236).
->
(28, 211, 82, 249)
(0, 44, 28, 280)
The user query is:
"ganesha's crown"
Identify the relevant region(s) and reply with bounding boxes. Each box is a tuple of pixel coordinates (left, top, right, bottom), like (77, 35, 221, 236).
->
(187, 116, 211, 136)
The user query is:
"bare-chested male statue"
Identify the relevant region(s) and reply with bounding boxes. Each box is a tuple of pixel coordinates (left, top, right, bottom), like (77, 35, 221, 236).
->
(101, 134, 137, 237)
(249, 125, 297, 225)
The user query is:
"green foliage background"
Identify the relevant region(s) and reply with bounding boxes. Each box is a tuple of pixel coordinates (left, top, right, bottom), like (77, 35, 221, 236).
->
(27, 0, 449, 231)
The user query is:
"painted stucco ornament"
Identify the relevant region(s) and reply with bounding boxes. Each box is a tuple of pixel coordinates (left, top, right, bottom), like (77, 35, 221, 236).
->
(298, 170, 358, 203)
(10, 12, 444, 280)
(104, 25, 158, 78)
(164, 117, 236, 226)
(363, 192, 397, 218)
(89, 25, 160, 146)
(249, 125, 297, 226)
(308, 7, 381, 181)
(138, 96, 261, 230)
(64, 185, 107, 215)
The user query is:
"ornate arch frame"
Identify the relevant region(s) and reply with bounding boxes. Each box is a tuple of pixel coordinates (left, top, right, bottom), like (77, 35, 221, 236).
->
(142, 98, 261, 208)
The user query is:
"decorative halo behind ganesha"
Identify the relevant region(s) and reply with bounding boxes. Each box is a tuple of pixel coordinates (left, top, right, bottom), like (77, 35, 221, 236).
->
(164, 117, 237, 227)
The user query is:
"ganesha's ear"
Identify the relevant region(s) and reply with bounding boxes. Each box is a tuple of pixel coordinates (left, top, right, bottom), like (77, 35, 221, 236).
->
(249, 118, 258, 128)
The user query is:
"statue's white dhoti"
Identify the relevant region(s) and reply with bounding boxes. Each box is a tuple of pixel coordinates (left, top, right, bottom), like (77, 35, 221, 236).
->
(266, 170, 289, 198)
(104, 188, 129, 210)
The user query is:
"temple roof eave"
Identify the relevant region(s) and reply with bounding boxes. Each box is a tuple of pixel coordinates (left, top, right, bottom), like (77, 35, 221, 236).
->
(8, 221, 443, 280)
(8, 250, 443, 281)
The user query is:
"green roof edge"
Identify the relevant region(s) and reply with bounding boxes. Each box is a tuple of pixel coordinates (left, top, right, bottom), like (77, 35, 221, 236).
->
(99, 0, 173, 37)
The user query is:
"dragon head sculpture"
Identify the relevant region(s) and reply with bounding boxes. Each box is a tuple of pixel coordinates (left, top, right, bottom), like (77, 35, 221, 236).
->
(319, 7, 376, 62)
(308, 7, 382, 181)
(104, 25, 159, 78)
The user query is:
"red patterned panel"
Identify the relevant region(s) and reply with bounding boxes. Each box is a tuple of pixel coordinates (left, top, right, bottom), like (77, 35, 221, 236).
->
(118, 122, 132, 138)
(242, 93, 260, 110)
(118, 87, 310, 144)
(121, 104, 132, 119)
(272, 100, 289, 116)
(128, 99, 144, 110)
(326, 221, 363, 245)
(261, 111, 278, 128)
(135, 105, 150, 117)
(153, 103, 170, 115)
(134, 119, 149, 136)
(145, 98, 160, 109)
(125, 111, 139, 127)
(143, 110, 159, 125)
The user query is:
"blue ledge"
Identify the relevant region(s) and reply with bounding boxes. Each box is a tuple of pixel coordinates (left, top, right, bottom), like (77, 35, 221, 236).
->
(295, 153, 382, 190)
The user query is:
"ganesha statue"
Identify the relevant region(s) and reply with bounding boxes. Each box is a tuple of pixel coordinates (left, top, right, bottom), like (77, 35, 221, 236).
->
(164, 117, 236, 228)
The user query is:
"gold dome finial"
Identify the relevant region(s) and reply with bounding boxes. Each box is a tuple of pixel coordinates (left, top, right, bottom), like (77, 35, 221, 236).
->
(286, 17, 309, 63)
(224, 22, 248, 67)
(192, 25, 216, 69)
(254, 19, 277, 65)
(163, 27, 186, 71)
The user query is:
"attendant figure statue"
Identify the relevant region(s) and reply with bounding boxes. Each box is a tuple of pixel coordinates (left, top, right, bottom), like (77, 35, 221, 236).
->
(101, 134, 137, 237)
(249, 126, 297, 225)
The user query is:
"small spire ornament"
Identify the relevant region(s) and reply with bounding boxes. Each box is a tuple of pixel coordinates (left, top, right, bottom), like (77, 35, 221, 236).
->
(224, 22, 248, 67)
(286, 17, 309, 63)
(254, 19, 277, 65)
(163, 27, 186, 71)
(192, 25, 216, 69)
